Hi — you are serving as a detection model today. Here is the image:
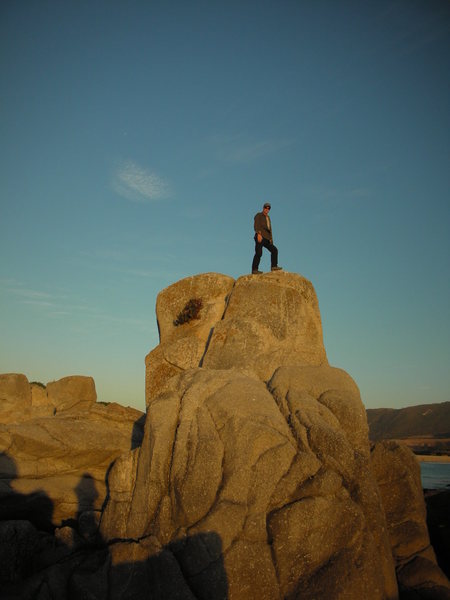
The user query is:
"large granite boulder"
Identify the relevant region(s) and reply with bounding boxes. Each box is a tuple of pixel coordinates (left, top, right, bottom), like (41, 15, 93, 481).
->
(2, 272, 449, 599)
(101, 365, 397, 599)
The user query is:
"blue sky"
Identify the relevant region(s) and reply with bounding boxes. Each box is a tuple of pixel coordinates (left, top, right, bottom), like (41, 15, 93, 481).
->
(1, 0, 449, 412)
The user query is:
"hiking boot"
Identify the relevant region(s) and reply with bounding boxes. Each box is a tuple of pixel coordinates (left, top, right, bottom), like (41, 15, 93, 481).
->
(252, 270, 263, 275)
(271, 266, 282, 271)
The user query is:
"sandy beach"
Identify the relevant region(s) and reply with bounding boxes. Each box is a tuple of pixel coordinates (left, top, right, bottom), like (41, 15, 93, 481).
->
(415, 454, 450, 463)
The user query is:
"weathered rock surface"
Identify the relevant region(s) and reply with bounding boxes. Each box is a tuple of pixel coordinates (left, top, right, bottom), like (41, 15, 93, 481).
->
(0, 374, 98, 422)
(145, 272, 235, 402)
(1, 271, 449, 599)
(46, 375, 97, 413)
(371, 440, 450, 599)
(202, 272, 328, 380)
(145, 271, 327, 405)
(0, 373, 32, 424)
(101, 366, 398, 599)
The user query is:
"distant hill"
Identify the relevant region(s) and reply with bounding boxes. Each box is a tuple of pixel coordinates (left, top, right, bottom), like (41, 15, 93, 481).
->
(366, 401, 450, 455)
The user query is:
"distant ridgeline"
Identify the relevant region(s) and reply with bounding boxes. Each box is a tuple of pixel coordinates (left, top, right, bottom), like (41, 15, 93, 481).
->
(366, 401, 450, 456)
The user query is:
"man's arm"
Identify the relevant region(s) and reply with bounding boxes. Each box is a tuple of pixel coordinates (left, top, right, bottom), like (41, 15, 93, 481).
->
(254, 213, 263, 242)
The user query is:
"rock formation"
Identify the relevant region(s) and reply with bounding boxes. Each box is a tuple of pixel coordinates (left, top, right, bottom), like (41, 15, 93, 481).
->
(145, 272, 326, 402)
(371, 441, 450, 599)
(0, 374, 144, 528)
(1, 271, 449, 599)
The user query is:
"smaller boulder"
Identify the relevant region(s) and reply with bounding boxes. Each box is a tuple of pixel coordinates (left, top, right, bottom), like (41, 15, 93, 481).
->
(46, 375, 97, 413)
(30, 382, 55, 417)
(0, 374, 32, 424)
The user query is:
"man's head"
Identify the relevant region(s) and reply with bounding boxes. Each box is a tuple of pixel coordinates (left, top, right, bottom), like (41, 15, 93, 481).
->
(263, 202, 271, 214)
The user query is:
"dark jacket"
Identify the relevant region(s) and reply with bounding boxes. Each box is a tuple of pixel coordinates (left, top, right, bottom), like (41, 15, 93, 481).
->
(254, 212, 273, 242)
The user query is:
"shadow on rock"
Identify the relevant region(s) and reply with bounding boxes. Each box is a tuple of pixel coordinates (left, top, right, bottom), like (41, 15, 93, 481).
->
(131, 413, 145, 450)
(74, 472, 102, 545)
(0, 452, 56, 586)
(0, 452, 54, 532)
(426, 490, 450, 580)
(110, 532, 228, 600)
(1, 452, 228, 599)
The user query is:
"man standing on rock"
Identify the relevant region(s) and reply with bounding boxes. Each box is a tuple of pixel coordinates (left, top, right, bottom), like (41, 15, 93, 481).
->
(252, 202, 282, 274)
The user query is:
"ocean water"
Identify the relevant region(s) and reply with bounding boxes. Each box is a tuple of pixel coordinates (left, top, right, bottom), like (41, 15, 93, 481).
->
(420, 462, 450, 490)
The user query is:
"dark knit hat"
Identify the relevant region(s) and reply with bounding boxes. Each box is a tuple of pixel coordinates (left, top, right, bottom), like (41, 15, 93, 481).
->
(263, 202, 271, 209)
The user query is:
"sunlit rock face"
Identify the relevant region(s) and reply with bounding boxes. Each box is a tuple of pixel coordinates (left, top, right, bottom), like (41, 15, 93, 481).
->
(102, 272, 398, 599)
(0, 373, 32, 424)
(1, 272, 449, 599)
(102, 365, 397, 600)
(145, 271, 327, 405)
(0, 374, 98, 423)
(145, 272, 235, 401)
(202, 272, 328, 380)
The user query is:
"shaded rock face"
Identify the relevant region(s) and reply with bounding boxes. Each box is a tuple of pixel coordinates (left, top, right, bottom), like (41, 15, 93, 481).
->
(1, 271, 449, 599)
(371, 441, 450, 599)
(426, 490, 450, 581)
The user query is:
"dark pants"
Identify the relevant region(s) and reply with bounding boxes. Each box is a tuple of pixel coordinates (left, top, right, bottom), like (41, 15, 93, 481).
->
(252, 237, 278, 271)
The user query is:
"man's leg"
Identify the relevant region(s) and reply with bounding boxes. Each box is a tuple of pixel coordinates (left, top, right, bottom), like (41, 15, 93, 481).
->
(265, 241, 278, 268)
(252, 240, 263, 272)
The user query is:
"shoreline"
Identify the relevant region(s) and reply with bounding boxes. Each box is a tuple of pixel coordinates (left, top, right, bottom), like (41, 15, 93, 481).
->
(423, 488, 450, 497)
(415, 454, 450, 463)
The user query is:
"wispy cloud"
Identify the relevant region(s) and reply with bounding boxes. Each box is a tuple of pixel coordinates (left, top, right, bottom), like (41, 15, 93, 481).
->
(8, 288, 54, 301)
(112, 160, 171, 202)
(2, 280, 154, 333)
(75, 247, 178, 280)
(210, 134, 293, 164)
(2, 283, 68, 312)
